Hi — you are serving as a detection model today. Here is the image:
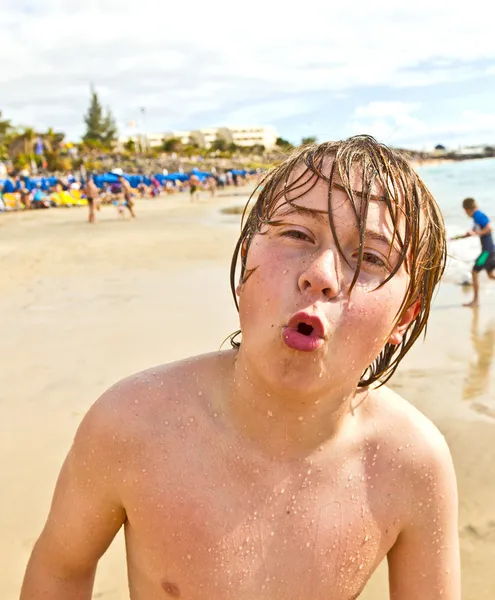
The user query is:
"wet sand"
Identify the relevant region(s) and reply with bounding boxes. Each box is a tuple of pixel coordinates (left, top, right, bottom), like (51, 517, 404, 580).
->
(1, 189, 494, 599)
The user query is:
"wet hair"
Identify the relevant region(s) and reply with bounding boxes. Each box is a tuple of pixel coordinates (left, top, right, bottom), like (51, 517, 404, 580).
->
(462, 197, 477, 211)
(228, 134, 447, 386)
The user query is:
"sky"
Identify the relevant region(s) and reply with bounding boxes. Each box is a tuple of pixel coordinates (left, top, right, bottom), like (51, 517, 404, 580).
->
(2, 0, 495, 150)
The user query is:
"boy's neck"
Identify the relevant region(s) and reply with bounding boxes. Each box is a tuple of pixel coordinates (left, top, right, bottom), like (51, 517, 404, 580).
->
(222, 349, 368, 459)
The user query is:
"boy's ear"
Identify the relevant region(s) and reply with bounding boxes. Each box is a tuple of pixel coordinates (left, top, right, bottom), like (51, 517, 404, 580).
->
(388, 299, 421, 346)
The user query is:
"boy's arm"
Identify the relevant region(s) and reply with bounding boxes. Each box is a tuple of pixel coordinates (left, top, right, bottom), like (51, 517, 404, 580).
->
(469, 223, 492, 236)
(387, 432, 460, 600)
(20, 393, 127, 599)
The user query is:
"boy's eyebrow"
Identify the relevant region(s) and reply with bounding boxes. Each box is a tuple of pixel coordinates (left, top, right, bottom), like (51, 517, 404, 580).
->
(363, 229, 396, 248)
(278, 205, 328, 223)
(332, 181, 387, 202)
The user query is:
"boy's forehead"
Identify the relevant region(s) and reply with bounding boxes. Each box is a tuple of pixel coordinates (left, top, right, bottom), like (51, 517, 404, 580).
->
(274, 162, 389, 218)
(276, 158, 390, 211)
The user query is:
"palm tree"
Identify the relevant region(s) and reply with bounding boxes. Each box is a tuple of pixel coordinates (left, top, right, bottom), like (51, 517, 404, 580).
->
(8, 127, 37, 158)
(0, 111, 14, 160)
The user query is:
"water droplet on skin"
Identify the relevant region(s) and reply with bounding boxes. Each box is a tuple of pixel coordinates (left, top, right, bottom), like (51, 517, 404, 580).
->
(298, 416, 304, 421)
(189, 417, 195, 423)
(267, 410, 273, 417)
(187, 554, 191, 560)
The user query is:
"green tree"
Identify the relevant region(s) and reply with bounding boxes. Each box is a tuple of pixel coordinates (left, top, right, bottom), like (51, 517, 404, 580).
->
(83, 88, 117, 148)
(0, 111, 14, 159)
(251, 144, 265, 155)
(163, 138, 183, 153)
(276, 137, 293, 150)
(124, 138, 136, 153)
(301, 136, 317, 145)
(102, 107, 117, 146)
(211, 138, 228, 152)
(8, 126, 37, 159)
(83, 88, 104, 143)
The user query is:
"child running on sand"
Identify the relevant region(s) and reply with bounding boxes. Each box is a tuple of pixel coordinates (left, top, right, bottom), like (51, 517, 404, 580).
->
(451, 197, 495, 307)
(20, 136, 460, 600)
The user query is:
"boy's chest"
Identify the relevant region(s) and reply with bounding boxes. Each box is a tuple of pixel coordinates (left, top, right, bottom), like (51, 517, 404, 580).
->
(122, 443, 402, 600)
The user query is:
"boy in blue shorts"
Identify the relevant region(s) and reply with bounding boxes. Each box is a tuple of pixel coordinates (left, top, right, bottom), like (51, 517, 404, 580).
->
(453, 197, 495, 307)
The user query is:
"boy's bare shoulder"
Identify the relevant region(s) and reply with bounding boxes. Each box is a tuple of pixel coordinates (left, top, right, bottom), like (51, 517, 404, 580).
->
(80, 351, 229, 451)
(368, 384, 455, 485)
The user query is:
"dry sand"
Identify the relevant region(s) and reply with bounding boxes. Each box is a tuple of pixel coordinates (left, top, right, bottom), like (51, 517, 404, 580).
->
(1, 188, 494, 599)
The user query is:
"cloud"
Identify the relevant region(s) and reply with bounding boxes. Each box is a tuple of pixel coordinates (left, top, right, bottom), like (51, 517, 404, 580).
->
(349, 101, 427, 144)
(1, 0, 495, 142)
(349, 102, 495, 149)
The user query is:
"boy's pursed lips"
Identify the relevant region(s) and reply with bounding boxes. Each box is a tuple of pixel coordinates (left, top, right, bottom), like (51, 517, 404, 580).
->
(286, 311, 326, 338)
(282, 311, 326, 352)
(282, 311, 327, 352)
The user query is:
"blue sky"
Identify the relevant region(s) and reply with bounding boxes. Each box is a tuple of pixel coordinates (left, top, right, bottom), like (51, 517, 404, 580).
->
(1, 0, 494, 150)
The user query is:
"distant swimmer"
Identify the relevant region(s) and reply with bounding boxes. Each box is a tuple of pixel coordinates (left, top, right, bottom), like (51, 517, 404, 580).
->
(450, 197, 495, 307)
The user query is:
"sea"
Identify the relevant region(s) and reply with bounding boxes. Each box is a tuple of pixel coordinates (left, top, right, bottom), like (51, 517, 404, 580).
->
(416, 158, 495, 284)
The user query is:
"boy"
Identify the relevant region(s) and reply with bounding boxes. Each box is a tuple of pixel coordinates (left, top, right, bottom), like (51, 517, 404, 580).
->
(20, 136, 460, 600)
(452, 197, 495, 307)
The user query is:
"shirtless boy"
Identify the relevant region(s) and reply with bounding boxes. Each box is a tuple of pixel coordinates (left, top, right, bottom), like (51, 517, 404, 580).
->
(20, 135, 460, 600)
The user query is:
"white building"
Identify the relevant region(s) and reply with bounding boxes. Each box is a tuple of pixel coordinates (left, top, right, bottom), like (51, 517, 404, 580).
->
(120, 125, 279, 151)
(228, 126, 278, 149)
(163, 125, 279, 149)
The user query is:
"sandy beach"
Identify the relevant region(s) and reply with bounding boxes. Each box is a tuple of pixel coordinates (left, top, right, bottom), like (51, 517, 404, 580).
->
(2, 187, 494, 599)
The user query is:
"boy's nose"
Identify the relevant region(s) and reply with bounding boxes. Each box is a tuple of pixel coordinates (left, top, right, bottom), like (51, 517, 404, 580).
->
(297, 248, 340, 299)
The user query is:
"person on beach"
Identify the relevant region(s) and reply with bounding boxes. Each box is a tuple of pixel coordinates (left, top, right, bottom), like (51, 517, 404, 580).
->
(20, 135, 460, 600)
(189, 173, 200, 202)
(207, 175, 217, 198)
(118, 175, 137, 218)
(451, 197, 495, 307)
(84, 175, 100, 224)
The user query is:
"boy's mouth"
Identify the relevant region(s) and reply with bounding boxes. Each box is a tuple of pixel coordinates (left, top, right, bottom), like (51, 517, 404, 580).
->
(283, 312, 326, 352)
(297, 322, 314, 336)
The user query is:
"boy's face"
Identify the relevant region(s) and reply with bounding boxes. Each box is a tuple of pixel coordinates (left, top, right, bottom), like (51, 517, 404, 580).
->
(464, 207, 475, 218)
(236, 168, 417, 396)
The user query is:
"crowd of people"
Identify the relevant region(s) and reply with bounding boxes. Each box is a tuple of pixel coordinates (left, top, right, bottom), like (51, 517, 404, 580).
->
(0, 167, 258, 221)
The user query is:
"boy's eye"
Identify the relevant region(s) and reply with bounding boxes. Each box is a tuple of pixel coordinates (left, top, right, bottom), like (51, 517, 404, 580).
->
(361, 252, 387, 269)
(280, 229, 312, 242)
